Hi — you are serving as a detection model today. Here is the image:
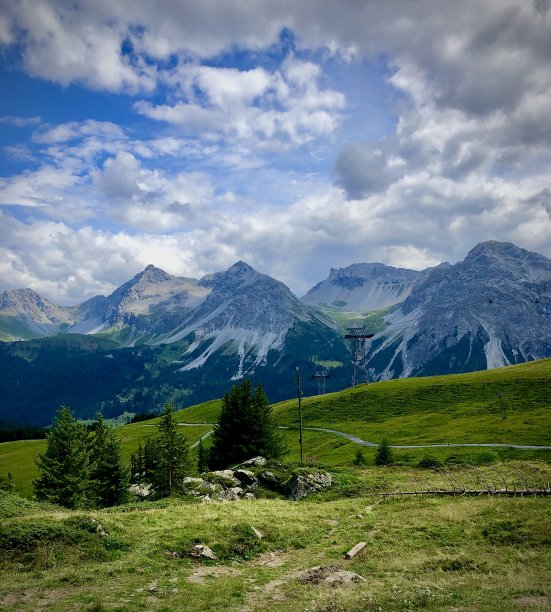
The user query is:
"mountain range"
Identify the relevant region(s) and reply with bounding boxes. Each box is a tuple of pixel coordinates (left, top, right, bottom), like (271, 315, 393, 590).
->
(1, 240, 550, 425)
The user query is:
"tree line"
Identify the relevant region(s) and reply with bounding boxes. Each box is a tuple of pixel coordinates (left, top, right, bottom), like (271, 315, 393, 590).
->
(32, 380, 285, 508)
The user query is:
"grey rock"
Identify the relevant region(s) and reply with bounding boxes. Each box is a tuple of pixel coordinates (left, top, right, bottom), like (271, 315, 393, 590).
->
(241, 456, 267, 467)
(129, 483, 153, 498)
(287, 470, 332, 501)
(233, 469, 257, 486)
(189, 544, 217, 560)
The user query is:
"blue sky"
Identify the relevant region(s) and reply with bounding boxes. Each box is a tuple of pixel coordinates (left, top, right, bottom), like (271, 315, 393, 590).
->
(0, 0, 550, 304)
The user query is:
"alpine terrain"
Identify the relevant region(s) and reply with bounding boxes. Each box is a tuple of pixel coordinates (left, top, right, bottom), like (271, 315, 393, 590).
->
(0, 240, 550, 425)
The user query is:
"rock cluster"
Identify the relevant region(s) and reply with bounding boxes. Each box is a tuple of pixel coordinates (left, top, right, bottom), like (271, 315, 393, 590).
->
(181, 459, 332, 502)
(129, 458, 332, 502)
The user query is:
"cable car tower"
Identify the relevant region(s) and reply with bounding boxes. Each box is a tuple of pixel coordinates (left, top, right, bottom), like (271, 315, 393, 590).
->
(312, 371, 330, 395)
(344, 327, 374, 387)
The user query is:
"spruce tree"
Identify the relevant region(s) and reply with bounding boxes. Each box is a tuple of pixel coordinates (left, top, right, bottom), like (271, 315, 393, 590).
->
(89, 414, 130, 507)
(209, 380, 286, 469)
(151, 403, 191, 496)
(375, 438, 394, 466)
(197, 438, 209, 474)
(34, 406, 91, 508)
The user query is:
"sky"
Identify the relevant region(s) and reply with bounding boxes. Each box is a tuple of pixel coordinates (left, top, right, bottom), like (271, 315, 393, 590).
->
(0, 0, 550, 304)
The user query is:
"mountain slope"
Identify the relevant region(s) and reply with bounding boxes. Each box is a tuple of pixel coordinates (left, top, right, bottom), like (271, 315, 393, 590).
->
(68, 264, 211, 343)
(302, 262, 419, 312)
(365, 241, 551, 379)
(0, 289, 74, 341)
(156, 261, 334, 378)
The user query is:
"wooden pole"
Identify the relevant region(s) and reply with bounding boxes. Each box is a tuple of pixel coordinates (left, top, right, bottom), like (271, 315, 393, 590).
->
(296, 367, 303, 463)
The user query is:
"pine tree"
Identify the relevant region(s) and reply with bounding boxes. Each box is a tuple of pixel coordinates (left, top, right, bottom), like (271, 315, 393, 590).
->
(375, 438, 394, 466)
(89, 414, 130, 507)
(151, 403, 191, 497)
(209, 380, 286, 469)
(34, 406, 91, 508)
(197, 438, 209, 474)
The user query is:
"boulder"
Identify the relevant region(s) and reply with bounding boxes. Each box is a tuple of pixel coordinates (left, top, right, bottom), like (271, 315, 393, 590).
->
(189, 544, 217, 560)
(287, 470, 332, 501)
(208, 470, 241, 487)
(129, 483, 153, 499)
(241, 456, 267, 467)
(233, 469, 257, 486)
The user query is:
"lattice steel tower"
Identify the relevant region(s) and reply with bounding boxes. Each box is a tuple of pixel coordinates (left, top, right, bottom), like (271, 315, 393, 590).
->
(311, 371, 330, 395)
(344, 327, 374, 387)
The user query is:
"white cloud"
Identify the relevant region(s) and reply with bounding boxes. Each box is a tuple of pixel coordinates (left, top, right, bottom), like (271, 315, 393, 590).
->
(136, 59, 345, 147)
(0, 115, 41, 127)
(1, 0, 551, 302)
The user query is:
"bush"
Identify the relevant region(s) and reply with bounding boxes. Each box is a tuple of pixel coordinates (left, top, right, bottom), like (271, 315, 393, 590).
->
(418, 455, 442, 469)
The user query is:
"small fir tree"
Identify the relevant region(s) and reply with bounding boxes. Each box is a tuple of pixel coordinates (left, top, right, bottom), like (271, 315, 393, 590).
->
(375, 438, 393, 466)
(89, 414, 130, 507)
(209, 380, 286, 469)
(197, 438, 209, 474)
(34, 406, 91, 508)
(353, 448, 367, 466)
(151, 403, 191, 496)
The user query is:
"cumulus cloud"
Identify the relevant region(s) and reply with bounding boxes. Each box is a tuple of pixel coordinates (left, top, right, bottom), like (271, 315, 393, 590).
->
(1, 0, 551, 301)
(136, 59, 345, 147)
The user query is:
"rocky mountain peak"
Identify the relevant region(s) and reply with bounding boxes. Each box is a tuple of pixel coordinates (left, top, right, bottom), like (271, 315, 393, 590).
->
(135, 264, 174, 284)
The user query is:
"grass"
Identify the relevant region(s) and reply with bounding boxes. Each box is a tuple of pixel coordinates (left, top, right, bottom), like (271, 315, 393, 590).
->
(0, 467, 549, 611)
(2, 359, 550, 497)
(274, 358, 551, 446)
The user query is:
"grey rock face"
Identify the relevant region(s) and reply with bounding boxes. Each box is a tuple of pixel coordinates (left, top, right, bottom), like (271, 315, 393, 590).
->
(366, 241, 551, 379)
(302, 263, 419, 312)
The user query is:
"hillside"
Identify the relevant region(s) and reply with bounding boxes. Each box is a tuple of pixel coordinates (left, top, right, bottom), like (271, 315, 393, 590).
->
(2, 360, 550, 497)
(1, 469, 550, 611)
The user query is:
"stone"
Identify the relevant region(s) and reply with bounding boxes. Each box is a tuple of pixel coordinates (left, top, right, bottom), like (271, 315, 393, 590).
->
(189, 544, 217, 560)
(287, 470, 332, 501)
(243, 492, 256, 500)
(258, 470, 280, 487)
(241, 456, 267, 467)
(129, 483, 153, 498)
(208, 470, 241, 487)
(252, 527, 264, 539)
(90, 518, 108, 537)
(233, 469, 257, 486)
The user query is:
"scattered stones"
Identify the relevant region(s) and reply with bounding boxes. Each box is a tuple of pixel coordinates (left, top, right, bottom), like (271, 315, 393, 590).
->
(189, 544, 217, 560)
(90, 518, 108, 537)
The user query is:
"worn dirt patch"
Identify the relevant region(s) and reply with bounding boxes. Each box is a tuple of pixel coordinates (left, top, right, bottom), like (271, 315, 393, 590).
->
(254, 551, 290, 568)
(514, 596, 551, 609)
(186, 565, 238, 584)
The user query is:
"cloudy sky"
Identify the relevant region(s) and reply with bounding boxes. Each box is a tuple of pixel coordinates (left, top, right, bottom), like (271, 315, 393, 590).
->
(1, 0, 550, 304)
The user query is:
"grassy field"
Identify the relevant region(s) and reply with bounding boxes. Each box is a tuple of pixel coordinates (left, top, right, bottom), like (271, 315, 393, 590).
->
(1, 359, 550, 496)
(273, 358, 551, 445)
(1, 463, 550, 611)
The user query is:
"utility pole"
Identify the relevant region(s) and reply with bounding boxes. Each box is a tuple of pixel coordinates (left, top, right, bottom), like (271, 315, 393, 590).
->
(296, 367, 303, 462)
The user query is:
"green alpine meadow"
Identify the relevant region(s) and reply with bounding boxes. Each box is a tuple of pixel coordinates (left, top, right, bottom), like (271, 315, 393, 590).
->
(1, 360, 550, 610)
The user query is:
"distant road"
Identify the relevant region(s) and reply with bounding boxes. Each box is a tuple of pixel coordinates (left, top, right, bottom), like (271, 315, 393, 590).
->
(142, 422, 551, 450)
(278, 426, 551, 450)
